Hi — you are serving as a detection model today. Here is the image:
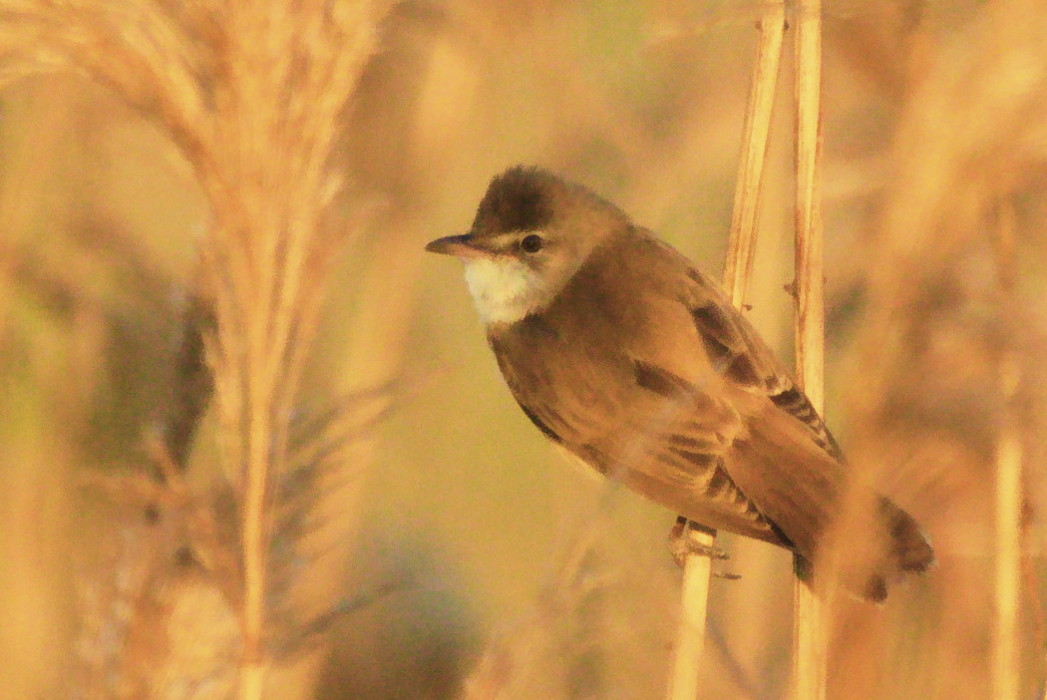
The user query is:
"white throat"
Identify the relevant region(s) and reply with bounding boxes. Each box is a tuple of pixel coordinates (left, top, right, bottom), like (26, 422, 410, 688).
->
(463, 257, 553, 325)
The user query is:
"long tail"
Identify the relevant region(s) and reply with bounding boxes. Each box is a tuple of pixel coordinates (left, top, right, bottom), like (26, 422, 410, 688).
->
(792, 496, 934, 602)
(875, 496, 936, 586)
(726, 401, 935, 601)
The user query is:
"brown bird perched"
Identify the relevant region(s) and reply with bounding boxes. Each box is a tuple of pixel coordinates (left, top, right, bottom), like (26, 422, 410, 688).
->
(425, 166, 933, 601)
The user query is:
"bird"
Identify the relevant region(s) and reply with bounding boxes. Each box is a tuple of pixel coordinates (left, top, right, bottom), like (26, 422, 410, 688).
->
(425, 165, 933, 601)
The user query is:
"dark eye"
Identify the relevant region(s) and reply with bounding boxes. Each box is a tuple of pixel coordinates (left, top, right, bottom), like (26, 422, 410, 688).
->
(520, 234, 544, 253)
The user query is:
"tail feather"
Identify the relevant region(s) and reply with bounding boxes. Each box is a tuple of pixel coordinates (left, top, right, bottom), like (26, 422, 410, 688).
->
(792, 496, 934, 602)
(836, 499, 934, 603)
(879, 497, 936, 574)
(726, 396, 934, 602)
(793, 555, 896, 603)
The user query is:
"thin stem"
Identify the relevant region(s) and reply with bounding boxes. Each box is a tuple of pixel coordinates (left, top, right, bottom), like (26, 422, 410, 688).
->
(723, 1, 787, 302)
(668, 524, 716, 700)
(239, 392, 273, 700)
(792, 0, 827, 698)
(992, 202, 1022, 700)
(993, 392, 1022, 700)
(669, 5, 786, 698)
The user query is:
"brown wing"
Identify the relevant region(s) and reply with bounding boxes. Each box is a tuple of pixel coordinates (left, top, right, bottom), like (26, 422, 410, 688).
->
(626, 360, 792, 545)
(486, 258, 790, 545)
(647, 237, 932, 594)
(626, 236, 852, 561)
(489, 230, 931, 596)
(677, 256, 843, 462)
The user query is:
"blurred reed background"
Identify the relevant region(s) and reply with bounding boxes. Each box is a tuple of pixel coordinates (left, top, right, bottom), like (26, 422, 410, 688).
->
(0, 0, 1045, 697)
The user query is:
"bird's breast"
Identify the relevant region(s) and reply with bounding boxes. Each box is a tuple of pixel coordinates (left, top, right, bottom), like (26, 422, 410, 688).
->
(489, 315, 635, 442)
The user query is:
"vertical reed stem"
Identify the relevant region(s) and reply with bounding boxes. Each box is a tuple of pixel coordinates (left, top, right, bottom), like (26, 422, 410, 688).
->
(992, 203, 1022, 700)
(792, 0, 827, 698)
(667, 523, 716, 700)
(723, 1, 787, 299)
(668, 4, 786, 698)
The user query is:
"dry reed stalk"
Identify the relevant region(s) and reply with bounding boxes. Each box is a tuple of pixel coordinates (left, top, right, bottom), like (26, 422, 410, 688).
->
(992, 203, 1022, 700)
(198, 6, 388, 694)
(0, 2, 390, 696)
(666, 522, 715, 700)
(668, 4, 786, 698)
(791, 0, 827, 698)
(722, 0, 787, 302)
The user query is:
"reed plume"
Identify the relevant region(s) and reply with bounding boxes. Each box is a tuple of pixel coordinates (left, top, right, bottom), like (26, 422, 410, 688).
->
(2, 1, 394, 696)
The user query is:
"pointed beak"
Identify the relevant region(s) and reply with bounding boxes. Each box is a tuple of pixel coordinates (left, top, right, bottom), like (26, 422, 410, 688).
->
(424, 234, 487, 259)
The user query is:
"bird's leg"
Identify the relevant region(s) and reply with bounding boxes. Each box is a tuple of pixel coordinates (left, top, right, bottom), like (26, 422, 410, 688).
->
(667, 517, 742, 580)
(667, 516, 727, 562)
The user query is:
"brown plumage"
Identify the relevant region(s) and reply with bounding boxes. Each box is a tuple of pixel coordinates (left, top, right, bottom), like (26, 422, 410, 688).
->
(426, 166, 933, 601)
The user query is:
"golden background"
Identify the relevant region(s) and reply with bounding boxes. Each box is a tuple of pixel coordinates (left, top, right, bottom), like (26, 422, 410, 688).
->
(0, 1, 1045, 697)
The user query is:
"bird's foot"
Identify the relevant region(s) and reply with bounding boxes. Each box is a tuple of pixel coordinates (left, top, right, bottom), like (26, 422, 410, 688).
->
(667, 516, 729, 565)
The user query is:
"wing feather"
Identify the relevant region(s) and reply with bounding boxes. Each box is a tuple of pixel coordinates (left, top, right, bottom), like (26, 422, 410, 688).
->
(630, 236, 852, 558)
(484, 224, 931, 599)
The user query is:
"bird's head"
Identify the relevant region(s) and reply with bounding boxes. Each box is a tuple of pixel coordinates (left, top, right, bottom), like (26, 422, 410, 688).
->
(426, 166, 627, 325)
